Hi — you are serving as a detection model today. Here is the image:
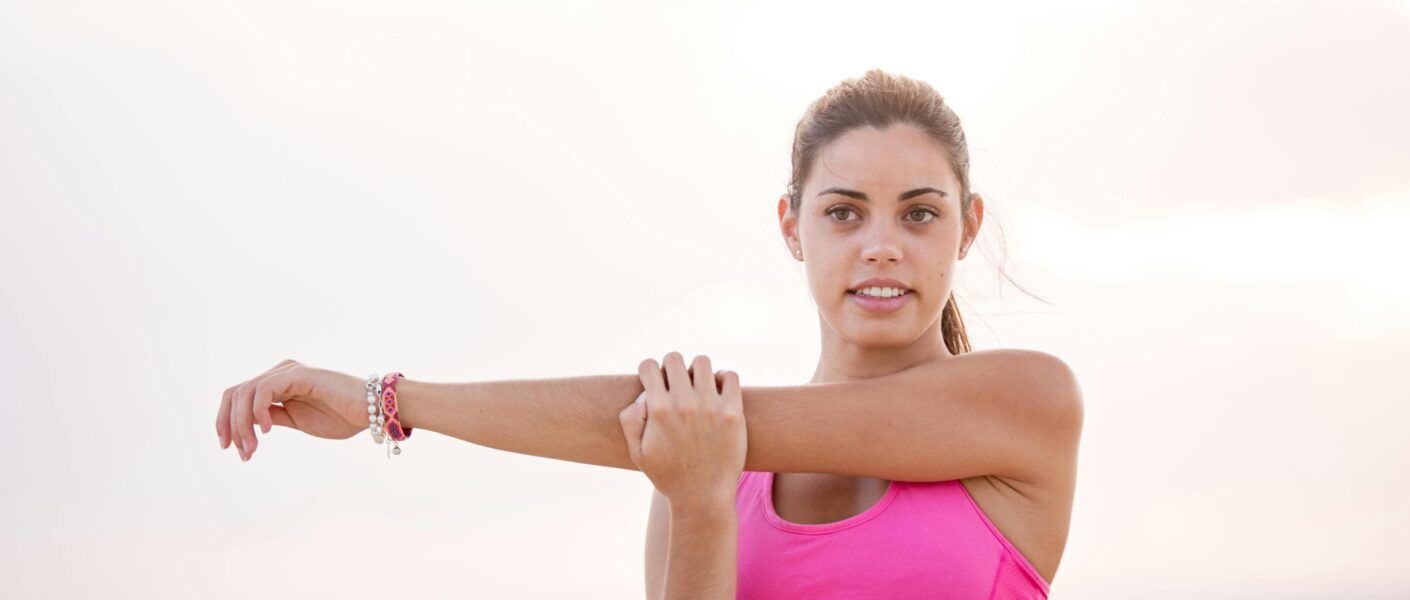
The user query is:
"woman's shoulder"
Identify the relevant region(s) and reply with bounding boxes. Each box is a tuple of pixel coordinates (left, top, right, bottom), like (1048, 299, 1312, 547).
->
(952, 346, 1071, 366)
(921, 347, 1084, 431)
(928, 347, 1079, 388)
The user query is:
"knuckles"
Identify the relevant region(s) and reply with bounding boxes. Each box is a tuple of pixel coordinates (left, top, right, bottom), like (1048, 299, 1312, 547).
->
(647, 352, 716, 372)
(639, 352, 738, 399)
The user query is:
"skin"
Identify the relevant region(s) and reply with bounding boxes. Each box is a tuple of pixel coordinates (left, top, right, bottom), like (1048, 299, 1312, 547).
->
(619, 354, 745, 600)
(216, 360, 362, 461)
(214, 122, 1078, 593)
(640, 122, 1075, 592)
(785, 122, 983, 382)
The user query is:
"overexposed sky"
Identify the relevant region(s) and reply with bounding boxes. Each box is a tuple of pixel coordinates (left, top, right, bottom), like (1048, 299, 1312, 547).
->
(3, 0, 1408, 598)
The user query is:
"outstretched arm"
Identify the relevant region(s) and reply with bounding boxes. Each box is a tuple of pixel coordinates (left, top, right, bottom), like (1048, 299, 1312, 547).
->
(396, 372, 644, 470)
(396, 347, 1083, 484)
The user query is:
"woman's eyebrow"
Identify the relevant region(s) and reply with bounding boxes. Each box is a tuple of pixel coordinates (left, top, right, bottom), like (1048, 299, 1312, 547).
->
(816, 187, 947, 202)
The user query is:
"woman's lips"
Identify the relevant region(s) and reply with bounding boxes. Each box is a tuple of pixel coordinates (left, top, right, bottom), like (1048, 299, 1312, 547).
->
(847, 290, 912, 313)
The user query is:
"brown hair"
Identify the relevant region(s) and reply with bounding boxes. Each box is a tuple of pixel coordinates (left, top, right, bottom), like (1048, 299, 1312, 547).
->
(786, 68, 1044, 355)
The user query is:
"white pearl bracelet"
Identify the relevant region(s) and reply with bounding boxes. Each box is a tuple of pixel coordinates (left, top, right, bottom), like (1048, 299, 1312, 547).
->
(365, 372, 387, 446)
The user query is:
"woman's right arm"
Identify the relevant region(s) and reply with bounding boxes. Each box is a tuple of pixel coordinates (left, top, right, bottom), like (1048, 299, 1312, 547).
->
(227, 349, 1080, 485)
(391, 348, 1081, 484)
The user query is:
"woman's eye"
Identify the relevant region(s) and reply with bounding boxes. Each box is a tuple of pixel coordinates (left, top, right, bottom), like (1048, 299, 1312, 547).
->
(827, 207, 857, 222)
(908, 209, 938, 223)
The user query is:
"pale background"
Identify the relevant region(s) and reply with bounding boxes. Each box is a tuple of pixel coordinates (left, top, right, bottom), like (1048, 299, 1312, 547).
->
(3, 0, 1407, 598)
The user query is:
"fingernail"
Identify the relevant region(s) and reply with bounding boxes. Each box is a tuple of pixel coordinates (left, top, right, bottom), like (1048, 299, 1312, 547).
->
(262, 423, 270, 434)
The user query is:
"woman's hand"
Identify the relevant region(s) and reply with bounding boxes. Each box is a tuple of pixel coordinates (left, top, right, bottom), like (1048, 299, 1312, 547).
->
(618, 352, 746, 508)
(215, 359, 368, 461)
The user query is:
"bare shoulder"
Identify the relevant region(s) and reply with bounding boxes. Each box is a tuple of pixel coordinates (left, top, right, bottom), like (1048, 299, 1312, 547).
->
(927, 347, 1084, 485)
(939, 347, 1083, 424)
(942, 347, 1080, 388)
(974, 347, 1083, 438)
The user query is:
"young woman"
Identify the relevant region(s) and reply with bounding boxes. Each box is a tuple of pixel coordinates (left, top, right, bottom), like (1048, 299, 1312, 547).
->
(215, 69, 1083, 599)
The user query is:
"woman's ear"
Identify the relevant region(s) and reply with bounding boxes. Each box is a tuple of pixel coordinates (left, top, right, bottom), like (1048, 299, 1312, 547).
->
(778, 194, 803, 260)
(960, 193, 985, 260)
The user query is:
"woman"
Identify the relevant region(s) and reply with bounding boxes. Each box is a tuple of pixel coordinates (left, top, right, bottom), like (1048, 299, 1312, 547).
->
(215, 68, 1082, 599)
(625, 69, 1081, 599)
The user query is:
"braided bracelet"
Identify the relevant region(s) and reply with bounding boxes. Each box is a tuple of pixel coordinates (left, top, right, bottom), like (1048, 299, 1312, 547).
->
(380, 372, 412, 457)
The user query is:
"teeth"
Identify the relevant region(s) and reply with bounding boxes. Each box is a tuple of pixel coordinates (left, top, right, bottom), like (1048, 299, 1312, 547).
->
(853, 287, 908, 298)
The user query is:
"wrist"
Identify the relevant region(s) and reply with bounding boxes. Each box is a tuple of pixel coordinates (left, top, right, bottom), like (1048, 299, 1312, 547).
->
(395, 378, 431, 431)
(667, 491, 737, 516)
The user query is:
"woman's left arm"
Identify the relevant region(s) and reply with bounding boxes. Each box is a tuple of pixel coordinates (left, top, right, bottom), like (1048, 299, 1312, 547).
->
(662, 498, 738, 600)
(619, 353, 745, 600)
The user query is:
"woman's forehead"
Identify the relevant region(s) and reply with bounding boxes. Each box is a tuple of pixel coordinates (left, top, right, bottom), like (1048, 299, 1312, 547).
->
(810, 125, 954, 194)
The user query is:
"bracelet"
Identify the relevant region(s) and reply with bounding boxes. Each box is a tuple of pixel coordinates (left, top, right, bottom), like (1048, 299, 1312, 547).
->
(381, 372, 412, 457)
(364, 373, 386, 445)
(365, 372, 411, 458)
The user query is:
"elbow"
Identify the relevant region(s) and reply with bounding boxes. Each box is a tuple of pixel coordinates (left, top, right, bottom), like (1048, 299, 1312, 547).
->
(1032, 350, 1085, 442)
(1004, 349, 1084, 437)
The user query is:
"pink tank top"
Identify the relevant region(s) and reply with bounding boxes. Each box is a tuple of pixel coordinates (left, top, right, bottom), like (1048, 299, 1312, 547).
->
(735, 470, 1051, 599)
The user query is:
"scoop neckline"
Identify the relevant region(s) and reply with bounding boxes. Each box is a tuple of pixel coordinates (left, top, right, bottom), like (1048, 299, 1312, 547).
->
(761, 471, 900, 535)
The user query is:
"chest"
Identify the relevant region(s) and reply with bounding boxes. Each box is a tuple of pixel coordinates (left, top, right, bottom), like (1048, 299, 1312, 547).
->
(770, 472, 892, 525)
(769, 472, 1061, 585)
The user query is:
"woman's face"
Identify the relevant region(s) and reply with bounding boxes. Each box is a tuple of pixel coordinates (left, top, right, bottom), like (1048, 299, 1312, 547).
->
(779, 123, 982, 347)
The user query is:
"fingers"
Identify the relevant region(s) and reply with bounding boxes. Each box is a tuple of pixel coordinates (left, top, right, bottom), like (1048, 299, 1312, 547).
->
(233, 380, 255, 459)
(226, 360, 300, 461)
(230, 381, 247, 460)
(661, 352, 691, 400)
(690, 355, 715, 397)
(638, 358, 668, 404)
(617, 391, 648, 469)
(719, 370, 741, 411)
(643, 351, 734, 413)
(251, 368, 292, 436)
(269, 404, 295, 429)
(217, 387, 235, 450)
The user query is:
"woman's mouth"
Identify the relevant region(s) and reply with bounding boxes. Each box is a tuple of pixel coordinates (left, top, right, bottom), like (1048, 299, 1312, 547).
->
(847, 289, 912, 313)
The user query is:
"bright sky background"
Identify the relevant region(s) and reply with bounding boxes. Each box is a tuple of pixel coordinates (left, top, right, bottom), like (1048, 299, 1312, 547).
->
(3, 0, 1408, 598)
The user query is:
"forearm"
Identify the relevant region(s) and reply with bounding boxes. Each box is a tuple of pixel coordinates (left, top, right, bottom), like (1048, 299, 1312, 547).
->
(391, 373, 880, 476)
(395, 374, 643, 471)
(663, 501, 737, 600)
